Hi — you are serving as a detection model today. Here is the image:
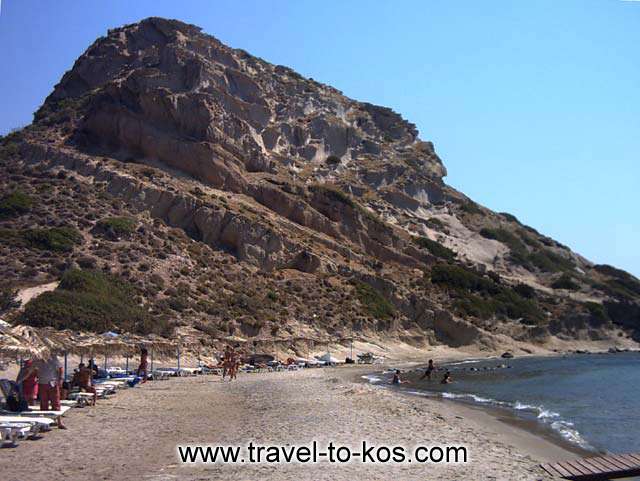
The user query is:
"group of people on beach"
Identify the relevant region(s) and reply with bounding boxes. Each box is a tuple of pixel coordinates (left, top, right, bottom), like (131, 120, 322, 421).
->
(221, 345, 241, 381)
(11, 347, 151, 429)
(15, 354, 67, 429)
(392, 359, 452, 385)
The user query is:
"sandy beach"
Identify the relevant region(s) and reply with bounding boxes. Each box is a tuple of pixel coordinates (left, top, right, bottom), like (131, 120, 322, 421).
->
(1, 365, 580, 481)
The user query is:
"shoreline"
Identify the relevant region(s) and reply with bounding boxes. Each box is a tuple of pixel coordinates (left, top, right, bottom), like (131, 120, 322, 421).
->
(3, 365, 564, 480)
(356, 348, 635, 459)
(353, 364, 591, 463)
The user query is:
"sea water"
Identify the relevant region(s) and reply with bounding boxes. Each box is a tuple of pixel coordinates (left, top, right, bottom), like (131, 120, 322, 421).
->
(373, 352, 640, 453)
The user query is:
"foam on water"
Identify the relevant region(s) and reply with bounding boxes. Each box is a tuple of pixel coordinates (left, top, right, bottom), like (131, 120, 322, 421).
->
(363, 363, 599, 451)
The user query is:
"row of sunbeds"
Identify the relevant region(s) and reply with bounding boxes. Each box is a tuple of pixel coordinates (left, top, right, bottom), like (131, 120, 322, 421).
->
(1, 361, 306, 446)
(0, 373, 143, 447)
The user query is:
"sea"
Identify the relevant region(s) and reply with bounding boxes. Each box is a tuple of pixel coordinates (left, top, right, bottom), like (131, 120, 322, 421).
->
(364, 352, 640, 454)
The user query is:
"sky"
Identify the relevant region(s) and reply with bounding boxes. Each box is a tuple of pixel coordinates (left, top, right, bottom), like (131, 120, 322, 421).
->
(0, 0, 638, 276)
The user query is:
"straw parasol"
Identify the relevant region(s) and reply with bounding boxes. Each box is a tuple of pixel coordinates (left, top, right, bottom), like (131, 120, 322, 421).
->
(0, 331, 49, 359)
(10, 325, 64, 356)
(137, 333, 177, 356)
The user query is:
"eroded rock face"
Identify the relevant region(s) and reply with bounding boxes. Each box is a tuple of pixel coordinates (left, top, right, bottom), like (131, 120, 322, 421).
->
(10, 16, 639, 350)
(44, 17, 445, 193)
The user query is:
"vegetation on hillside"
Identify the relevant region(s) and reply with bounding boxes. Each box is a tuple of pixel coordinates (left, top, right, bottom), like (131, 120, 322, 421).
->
(551, 273, 580, 291)
(353, 281, 395, 320)
(413, 236, 456, 261)
(0, 190, 32, 219)
(96, 216, 137, 237)
(429, 263, 544, 323)
(20, 269, 169, 335)
(0, 226, 82, 252)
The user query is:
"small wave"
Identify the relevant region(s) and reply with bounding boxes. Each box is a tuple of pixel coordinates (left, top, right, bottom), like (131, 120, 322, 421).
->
(447, 358, 487, 366)
(551, 420, 592, 449)
(441, 392, 508, 406)
(404, 390, 438, 398)
(363, 372, 593, 452)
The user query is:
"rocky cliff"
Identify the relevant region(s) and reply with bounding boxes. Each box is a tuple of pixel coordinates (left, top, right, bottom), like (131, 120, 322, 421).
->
(1, 17, 638, 355)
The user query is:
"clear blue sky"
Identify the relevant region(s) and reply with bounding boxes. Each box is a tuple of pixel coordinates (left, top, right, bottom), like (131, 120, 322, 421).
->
(1, 0, 638, 276)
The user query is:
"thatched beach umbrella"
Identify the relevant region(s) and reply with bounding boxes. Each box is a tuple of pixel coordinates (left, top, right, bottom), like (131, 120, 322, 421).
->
(11, 325, 63, 356)
(0, 331, 48, 359)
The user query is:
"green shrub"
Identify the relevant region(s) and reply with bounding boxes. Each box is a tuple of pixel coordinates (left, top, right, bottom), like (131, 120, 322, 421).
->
(499, 212, 520, 224)
(0, 227, 81, 252)
(454, 294, 495, 319)
(594, 264, 640, 297)
(414, 237, 456, 261)
(430, 263, 497, 294)
(310, 184, 355, 207)
(97, 217, 137, 236)
(551, 274, 580, 290)
(0, 287, 20, 313)
(425, 217, 446, 232)
(168, 296, 188, 312)
(353, 281, 395, 320)
(513, 283, 536, 299)
(528, 249, 574, 273)
(23, 227, 82, 252)
(0, 190, 32, 219)
(454, 287, 543, 323)
(21, 269, 167, 335)
(432, 263, 543, 322)
(480, 227, 527, 253)
(0, 141, 20, 160)
(584, 302, 610, 323)
(459, 201, 483, 215)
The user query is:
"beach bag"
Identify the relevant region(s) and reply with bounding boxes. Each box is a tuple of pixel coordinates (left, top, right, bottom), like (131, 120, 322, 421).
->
(3, 381, 28, 412)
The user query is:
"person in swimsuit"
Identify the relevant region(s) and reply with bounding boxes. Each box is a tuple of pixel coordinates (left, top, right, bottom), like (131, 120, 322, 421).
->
(77, 363, 97, 405)
(441, 371, 453, 384)
(17, 359, 38, 406)
(137, 348, 149, 383)
(420, 359, 435, 381)
(222, 346, 232, 381)
(392, 369, 402, 385)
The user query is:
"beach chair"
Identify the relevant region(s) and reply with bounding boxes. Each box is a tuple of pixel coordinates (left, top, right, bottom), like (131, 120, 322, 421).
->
(1, 421, 42, 446)
(1, 425, 23, 447)
(0, 415, 54, 433)
(25, 405, 72, 416)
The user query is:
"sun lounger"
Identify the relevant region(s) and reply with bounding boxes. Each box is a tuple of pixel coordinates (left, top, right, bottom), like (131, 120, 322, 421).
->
(1, 421, 42, 444)
(0, 407, 70, 419)
(1, 424, 27, 447)
(68, 391, 105, 404)
(151, 370, 171, 380)
(25, 405, 72, 416)
(0, 415, 54, 431)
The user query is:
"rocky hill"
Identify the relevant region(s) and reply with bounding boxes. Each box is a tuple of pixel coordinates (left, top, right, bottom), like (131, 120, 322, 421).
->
(1, 17, 639, 356)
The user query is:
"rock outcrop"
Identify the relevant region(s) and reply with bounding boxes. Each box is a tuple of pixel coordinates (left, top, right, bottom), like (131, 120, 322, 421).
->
(1, 17, 638, 352)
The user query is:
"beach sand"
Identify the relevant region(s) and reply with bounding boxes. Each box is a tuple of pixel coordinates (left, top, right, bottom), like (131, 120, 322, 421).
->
(1, 366, 573, 481)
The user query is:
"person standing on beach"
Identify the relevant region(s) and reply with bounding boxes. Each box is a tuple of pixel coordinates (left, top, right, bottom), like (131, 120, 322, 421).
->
(137, 348, 149, 383)
(222, 345, 233, 381)
(420, 359, 435, 381)
(16, 359, 38, 406)
(230, 348, 242, 380)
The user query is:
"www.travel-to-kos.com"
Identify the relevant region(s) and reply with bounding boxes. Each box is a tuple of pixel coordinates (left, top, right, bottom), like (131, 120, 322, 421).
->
(177, 441, 468, 465)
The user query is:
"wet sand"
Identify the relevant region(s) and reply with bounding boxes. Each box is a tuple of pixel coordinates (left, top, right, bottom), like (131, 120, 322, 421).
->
(1, 366, 575, 480)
